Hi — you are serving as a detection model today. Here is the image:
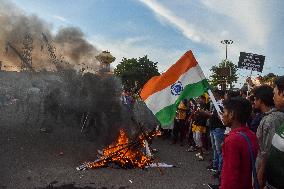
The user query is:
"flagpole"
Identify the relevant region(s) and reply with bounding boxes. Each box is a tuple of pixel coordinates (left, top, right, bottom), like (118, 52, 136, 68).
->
(207, 89, 224, 124)
(195, 63, 224, 123)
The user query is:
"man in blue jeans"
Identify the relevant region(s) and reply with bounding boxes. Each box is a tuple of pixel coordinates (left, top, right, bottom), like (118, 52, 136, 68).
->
(205, 90, 225, 189)
(210, 127, 225, 172)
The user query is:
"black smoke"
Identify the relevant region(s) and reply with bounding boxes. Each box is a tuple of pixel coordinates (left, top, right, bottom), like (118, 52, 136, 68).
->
(0, 0, 99, 72)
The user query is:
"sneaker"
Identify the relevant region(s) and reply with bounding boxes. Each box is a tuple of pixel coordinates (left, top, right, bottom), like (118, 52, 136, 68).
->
(152, 148, 158, 153)
(195, 152, 201, 157)
(197, 155, 204, 161)
(206, 165, 218, 172)
(210, 168, 218, 172)
(207, 183, 219, 189)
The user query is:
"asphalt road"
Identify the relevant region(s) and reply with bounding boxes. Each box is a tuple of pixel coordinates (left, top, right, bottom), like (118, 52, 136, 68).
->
(0, 118, 215, 189)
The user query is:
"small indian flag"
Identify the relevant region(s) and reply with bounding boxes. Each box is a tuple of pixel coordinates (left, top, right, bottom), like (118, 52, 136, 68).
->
(140, 51, 209, 127)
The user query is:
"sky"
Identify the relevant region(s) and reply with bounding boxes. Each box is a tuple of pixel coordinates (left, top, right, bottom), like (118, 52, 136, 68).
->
(4, 0, 284, 87)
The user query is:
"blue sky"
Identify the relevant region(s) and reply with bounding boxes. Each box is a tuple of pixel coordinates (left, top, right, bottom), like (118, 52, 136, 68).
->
(7, 0, 284, 87)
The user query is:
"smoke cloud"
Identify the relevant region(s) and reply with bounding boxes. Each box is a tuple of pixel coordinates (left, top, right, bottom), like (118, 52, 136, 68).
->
(0, 0, 156, 145)
(0, 0, 99, 72)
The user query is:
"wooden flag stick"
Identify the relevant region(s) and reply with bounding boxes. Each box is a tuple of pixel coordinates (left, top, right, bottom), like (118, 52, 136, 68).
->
(207, 89, 224, 125)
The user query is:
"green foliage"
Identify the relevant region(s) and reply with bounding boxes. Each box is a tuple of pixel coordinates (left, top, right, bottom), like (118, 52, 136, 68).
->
(114, 55, 160, 91)
(209, 59, 238, 89)
(262, 73, 278, 85)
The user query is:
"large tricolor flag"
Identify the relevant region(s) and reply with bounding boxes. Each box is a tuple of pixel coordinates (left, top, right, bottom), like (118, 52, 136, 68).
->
(140, 51, 209, 127)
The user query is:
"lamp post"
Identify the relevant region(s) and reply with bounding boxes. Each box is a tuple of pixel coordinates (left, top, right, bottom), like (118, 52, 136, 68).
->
(220, 40, 233, 91)
(221, 39, 233, 61)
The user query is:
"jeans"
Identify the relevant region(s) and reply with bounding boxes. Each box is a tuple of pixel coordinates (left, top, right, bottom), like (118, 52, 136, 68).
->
(210, 128, 225, 172)
(193, 131, 202, 147)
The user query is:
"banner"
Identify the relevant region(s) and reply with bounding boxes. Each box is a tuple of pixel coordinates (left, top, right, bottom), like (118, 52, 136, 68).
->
(238, 52, 265, 72)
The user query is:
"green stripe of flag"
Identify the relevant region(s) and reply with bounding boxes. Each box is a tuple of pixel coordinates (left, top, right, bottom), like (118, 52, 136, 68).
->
(155, 79, 209, 127)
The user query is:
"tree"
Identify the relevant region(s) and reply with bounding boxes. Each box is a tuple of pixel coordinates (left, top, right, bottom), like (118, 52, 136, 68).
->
(262, 73, 277, 86)
(209, 59, 238, 90)
(114, 55, 160, 91)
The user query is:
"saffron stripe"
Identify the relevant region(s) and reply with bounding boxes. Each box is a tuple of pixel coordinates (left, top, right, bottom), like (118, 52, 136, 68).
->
(144, 65, 205, 114)
(140, 51, 198, 101)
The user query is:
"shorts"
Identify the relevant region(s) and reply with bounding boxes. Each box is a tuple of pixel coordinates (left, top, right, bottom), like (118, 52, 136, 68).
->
(192, 124, 207, 133)
(193, 131, 202, 147)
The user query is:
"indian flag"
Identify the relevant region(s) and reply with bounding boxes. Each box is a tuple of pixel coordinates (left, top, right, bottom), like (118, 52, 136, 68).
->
(140, 51, 209, 127)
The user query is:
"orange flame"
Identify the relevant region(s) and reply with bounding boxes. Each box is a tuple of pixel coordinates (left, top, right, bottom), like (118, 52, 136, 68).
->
(87, 129, 154, 169)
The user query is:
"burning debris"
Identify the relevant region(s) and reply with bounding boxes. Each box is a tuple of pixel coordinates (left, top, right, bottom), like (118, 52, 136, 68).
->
(76, 128, 163, 170)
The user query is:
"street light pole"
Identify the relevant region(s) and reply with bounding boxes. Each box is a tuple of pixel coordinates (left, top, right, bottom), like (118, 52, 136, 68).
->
(220, 40, 233, 91)
(225, 45, 227, 60)
(221, 40, 233, 66)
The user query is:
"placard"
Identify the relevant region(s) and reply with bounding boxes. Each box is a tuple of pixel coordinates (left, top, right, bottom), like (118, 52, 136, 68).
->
(238, 52, 265, 72)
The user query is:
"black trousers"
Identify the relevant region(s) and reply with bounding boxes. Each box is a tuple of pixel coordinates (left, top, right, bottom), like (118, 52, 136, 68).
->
(173, 119, 186, 143)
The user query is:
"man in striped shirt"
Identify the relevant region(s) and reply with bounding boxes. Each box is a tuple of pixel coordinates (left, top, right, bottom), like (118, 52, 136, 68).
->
(265, 76, 284, 189)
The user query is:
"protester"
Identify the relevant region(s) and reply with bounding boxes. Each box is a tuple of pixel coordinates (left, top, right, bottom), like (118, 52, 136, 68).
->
(172, 99, 188, 145)
(251, 85, 274, 135)
(127, 76, 284, 189)
(265, 76, 284, 189)
(223, 90, 240, 135)
(205, 89, 224, 184)
(186, 98, 197, 151)
(121, 90, 127, 104)
(254, 85, 284, 188)
(219, 97, 259, 189)
(180, 99, 190, 146)
(240, 89, 248, 99)
(247, 94, 263, 133)
(191, 95, 209, 160)
(224, 90, 239, 100)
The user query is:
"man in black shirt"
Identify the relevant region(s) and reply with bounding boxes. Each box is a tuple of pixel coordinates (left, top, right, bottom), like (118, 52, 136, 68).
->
(206, 90, 225, 176)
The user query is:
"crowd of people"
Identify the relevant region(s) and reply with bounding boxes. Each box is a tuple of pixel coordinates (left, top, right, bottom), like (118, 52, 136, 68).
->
(161, 76, 284, 189)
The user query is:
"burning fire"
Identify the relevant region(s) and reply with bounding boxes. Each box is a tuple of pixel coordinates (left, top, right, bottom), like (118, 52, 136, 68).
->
(85, 129, 156, 169)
